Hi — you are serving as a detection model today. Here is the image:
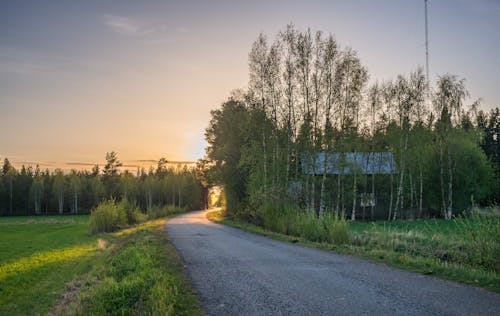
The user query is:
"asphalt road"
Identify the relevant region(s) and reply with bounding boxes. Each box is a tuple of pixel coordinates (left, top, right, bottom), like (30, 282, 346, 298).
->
(166, 210, 500, 316)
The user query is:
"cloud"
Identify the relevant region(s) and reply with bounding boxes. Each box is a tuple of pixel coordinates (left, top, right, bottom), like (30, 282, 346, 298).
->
(65, 162, 97, 166)
(132, 159, 157, 163)
(103, 14, 154, 37)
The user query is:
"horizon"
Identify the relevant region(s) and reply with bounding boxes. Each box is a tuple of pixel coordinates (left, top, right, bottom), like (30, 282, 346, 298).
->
(3, 155, 197, 174)
(2, 0, 499, 168)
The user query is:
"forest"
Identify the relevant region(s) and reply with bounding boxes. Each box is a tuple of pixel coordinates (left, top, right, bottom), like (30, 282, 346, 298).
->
(203, 25, 499, 222)
(0, 152, 204, 216)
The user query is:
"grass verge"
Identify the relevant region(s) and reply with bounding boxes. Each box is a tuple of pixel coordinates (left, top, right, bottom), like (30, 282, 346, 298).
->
(207, 209, 500, 293)
(56, 218, 203, 316)
(0, 215, 203, 315)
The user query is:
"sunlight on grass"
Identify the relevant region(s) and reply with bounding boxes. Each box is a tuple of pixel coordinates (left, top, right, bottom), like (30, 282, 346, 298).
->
(0, 244, 95, 282)
(113, 218, 167, 237)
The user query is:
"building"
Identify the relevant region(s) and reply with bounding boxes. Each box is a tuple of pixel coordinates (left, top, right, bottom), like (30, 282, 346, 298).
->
(301, 152, 397, 175)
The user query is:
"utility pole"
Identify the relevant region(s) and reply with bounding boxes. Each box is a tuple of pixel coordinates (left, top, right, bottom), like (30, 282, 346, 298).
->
(425, 0, 430, 91)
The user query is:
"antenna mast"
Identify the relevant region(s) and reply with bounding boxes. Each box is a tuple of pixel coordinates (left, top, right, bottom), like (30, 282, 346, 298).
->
(425, 0, 430, 90)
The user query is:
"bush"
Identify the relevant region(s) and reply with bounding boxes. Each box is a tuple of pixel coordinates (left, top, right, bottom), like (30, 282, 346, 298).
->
(89, 199, 127, 234)
(147, 205, 186, 220)
(120, 199, 147, 225)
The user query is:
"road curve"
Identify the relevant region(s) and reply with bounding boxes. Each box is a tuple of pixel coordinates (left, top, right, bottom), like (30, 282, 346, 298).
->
(166, 210, 500, 316)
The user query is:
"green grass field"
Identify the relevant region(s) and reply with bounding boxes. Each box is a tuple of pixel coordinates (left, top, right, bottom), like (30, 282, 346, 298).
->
(0, 215, 97, 315)
(207, 209, 500, 292)
(0, 215, 202, 315)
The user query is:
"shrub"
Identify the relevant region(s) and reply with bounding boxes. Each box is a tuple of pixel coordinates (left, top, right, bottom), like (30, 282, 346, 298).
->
(89, 199, 127, 234)
(147, 205, 186, 220)
(119, 199, 147, 225)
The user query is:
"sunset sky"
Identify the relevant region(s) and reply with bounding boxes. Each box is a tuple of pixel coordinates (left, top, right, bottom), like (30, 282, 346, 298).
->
(1, 0, 499, 171)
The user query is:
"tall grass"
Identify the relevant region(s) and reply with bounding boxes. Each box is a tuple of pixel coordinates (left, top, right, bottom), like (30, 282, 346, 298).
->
(259, 201, 349, 245)
(349, 210, 500, 274)
(258, 202, 499, 273)
(454, 209, 500, 272)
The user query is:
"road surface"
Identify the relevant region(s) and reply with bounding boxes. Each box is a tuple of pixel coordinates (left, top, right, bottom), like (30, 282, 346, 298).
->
(166, 210, 500, 315)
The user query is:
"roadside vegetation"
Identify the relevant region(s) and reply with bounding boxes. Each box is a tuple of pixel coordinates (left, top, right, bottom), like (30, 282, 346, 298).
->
(88, 198, 187, 234)
(208, 208, 500, 292)
(59, 218, 202, 316)
(0, 202, 202, 315)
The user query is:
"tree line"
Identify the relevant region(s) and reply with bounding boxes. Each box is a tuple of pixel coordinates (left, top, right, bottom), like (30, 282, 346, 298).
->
(0, 152, 204, 216)
(203, 25, 499, 221)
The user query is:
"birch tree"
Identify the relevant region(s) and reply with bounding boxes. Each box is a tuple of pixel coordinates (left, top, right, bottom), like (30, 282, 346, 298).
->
(249, 33, 270, 198)
(279, 24, 298, 184)
(53, 169, 65, 214)
(367, 82, 382, 219)
(30, 171, 44, 214)
(319, 34, 338, 216)
(434, 74, 468, 219)
(69, 169, 81, 214)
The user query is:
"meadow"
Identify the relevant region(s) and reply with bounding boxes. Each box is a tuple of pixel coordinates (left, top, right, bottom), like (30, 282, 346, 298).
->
(207, 208, 500, 292)
(0, 213, 202, 315)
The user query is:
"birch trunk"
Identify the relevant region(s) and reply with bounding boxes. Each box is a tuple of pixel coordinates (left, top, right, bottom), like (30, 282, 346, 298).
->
(446, 149, 453, 220)
(388, 165, 393, 221)
(418, 164, 423, 218)
(336, 173, 341, 215)
(58, 191, 63, 214)
(439, 143, 446, 218)
(74, 192, 78, 214)
(351, 165, 357, 221)
(371, 172, 375, 220)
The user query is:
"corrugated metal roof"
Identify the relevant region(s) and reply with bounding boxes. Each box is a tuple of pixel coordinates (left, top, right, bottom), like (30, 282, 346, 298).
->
(301, 152, 397, 175)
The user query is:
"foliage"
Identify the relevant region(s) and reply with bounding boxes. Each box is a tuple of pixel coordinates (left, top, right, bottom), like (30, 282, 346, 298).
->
(203, 25, 498, 224)
(0, 153, 204, 216)
(120, 199, 147, 225)
(147, 204, 187, 220)
(89, 199, 127, 234)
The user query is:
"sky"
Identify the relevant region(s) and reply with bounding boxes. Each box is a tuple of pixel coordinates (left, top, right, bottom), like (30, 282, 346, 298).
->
(1, 0, 499, 171)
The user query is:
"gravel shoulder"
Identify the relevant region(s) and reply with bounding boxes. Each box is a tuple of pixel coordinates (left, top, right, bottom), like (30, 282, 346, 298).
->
(166, 210, 500, 316)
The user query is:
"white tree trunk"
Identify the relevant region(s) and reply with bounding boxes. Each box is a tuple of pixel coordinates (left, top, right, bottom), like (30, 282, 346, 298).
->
(446, 150, 453, 220)
(351, 170, 357, 221)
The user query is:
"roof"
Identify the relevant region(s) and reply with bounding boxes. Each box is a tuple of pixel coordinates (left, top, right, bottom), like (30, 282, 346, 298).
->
(301, 152, 397, 175)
